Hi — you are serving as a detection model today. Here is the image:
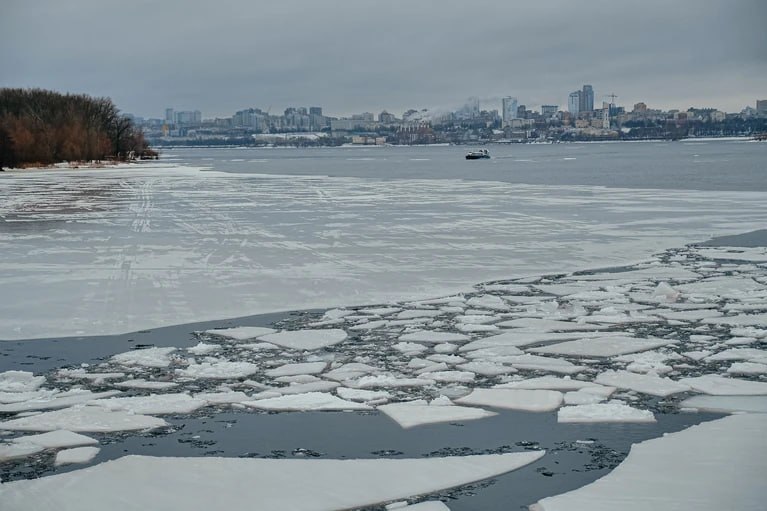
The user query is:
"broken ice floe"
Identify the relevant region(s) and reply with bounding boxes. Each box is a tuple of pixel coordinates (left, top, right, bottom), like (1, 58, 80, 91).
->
(533, 414, 766, 510)
(0, 451, 543, 510)
(557, 402, 656, 423)
(1, 243, 766, 473)
(378, 399, 497, 428)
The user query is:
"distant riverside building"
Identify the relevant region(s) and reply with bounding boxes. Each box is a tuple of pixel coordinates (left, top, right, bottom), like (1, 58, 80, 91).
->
(580, 85, 594, 112)
(633, 102, 648, 113)
(502, 96, 518, 126)
(379, 110, 396, 123)
(757, 100, 767, 115)
(568, 91, 581, 115)
(309, 107, 323, 116)
(165, 108, 174, 124)
(541, 105, 558, 117)
(175, 110, 201, 125)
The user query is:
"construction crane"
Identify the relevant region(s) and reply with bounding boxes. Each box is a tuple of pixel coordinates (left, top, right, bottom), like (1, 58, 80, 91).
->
(604, 93, 618, 105)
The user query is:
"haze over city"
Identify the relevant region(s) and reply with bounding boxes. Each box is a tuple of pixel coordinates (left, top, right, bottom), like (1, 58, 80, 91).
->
(2, 0, 766, 117)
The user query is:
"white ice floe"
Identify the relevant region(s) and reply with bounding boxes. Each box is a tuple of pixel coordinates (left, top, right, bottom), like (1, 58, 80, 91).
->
(456, 388, 563, 412)
(459, 331, 605, 351)
(456, 315, 499, 325)
(0, 371, 46, 393)
(0, 390, 121, 413)
(702, 313, 767, 326)
(204, 326, 276, 340)
(89, 393, 207, 415)
(501, 354, 585, 375)
(679, 375, 767, 395)
(465, 295, 509, 310)
(557, 402, 655, 423)
(433, 343, 459, 354)
(175, 361, 259, 379)
(534, 414, 766, 511)
(530, 336, 672, 358)
(563, 391, 606, 405)
(613, 350, 681, 374)
(262, 381, 340, 397)
(0, 451, 544, 510)
(455, 323, 498, 333)
(495, 376, 610, 393)
(336, 387, 391, 403)
(378, 399, 496, 428)
(680, 395, 767, 414)
(595, 370, 690, 397)
(54, 446, 100, 466)
(399, 331, 469, 344)
(0, 430, 98, 462)
(0, 406, 168, 432)
(0, 389, 56, 404)
(57, 369, 125, 383)
(111, 347, 177, 368)
(694, 246, 767, 263)
(323, 363, 381, 382)
(396, 310, 443, 320)
(257, 329, 348, 350)
(243, 392, 371, 411)
(186, 342, 219, 355)
(352, 375, 436, 389)
(426, 371, 475, 383)
(706, 348, 767, 364)
(456, 361, 517, 376)
(113, 379, 178, 390)
(349, 320, 389, 331)
(727, 362, 767, 375)
(264, 362, 328, 377)
(496, 318, 606, 332)
(463, 346, 524, 359)
(192, 391, 250, 405)
(393, 342, 429, 354)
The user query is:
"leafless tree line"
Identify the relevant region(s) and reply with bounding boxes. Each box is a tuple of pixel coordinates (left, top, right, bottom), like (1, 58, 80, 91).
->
(0, 88, 155, 169)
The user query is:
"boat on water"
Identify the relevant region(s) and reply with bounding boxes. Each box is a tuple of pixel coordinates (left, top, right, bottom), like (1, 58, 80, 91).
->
(465, 149, 490, 160)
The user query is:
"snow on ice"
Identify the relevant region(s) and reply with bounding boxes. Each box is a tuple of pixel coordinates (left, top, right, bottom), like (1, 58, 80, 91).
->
(0, 451, 544, 510)
(534, 414, 767, 511)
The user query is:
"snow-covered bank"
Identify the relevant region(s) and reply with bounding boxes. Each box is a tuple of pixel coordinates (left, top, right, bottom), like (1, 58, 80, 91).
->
(0, 451, 543, 510)
(1, 161, 766, 339)
(532, 414, 767, 511)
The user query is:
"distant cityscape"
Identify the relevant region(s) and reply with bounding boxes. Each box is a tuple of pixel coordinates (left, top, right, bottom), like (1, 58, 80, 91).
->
(129, 87, 767, 146)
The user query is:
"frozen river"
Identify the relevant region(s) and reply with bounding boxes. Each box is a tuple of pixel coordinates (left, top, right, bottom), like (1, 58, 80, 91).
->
(1, 141, 765, 340)
(1, 140, 766, 510)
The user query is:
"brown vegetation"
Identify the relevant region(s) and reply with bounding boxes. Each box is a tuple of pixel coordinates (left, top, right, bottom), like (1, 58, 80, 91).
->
(0, 88, 156, 170)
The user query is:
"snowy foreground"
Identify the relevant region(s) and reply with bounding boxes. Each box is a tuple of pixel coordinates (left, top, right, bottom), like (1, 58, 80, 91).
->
(1, 242, 766, 508)
(2, 163, 767, 339)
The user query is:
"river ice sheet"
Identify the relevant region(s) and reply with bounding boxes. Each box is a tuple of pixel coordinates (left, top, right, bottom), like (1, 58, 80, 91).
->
(1, 162, 766, 339)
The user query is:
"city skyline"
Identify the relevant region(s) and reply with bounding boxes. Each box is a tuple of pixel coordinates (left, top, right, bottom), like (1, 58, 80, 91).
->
(2, 1, 766, 118)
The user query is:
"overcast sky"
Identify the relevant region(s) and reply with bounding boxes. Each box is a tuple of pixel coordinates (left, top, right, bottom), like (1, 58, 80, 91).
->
(2, 0, 765, 119)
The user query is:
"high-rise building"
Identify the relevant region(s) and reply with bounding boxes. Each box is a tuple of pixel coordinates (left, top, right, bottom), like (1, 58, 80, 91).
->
(541, 105, 558, 117)
(516, 105, 527, 119)
(309, 107, 323, 117)
(581, 85, 594, 112)
(757, 100, 767, 115)
(165, 108, 174, 124)
(502, 96, 518, 126)
(568, 91, 581, 115)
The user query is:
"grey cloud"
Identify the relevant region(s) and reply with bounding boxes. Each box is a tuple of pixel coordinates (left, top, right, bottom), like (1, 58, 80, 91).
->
(2, 0, 765, 118)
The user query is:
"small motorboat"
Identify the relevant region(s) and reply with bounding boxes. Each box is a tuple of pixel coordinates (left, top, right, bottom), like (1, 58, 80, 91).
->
(465, 149, 490, 160)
